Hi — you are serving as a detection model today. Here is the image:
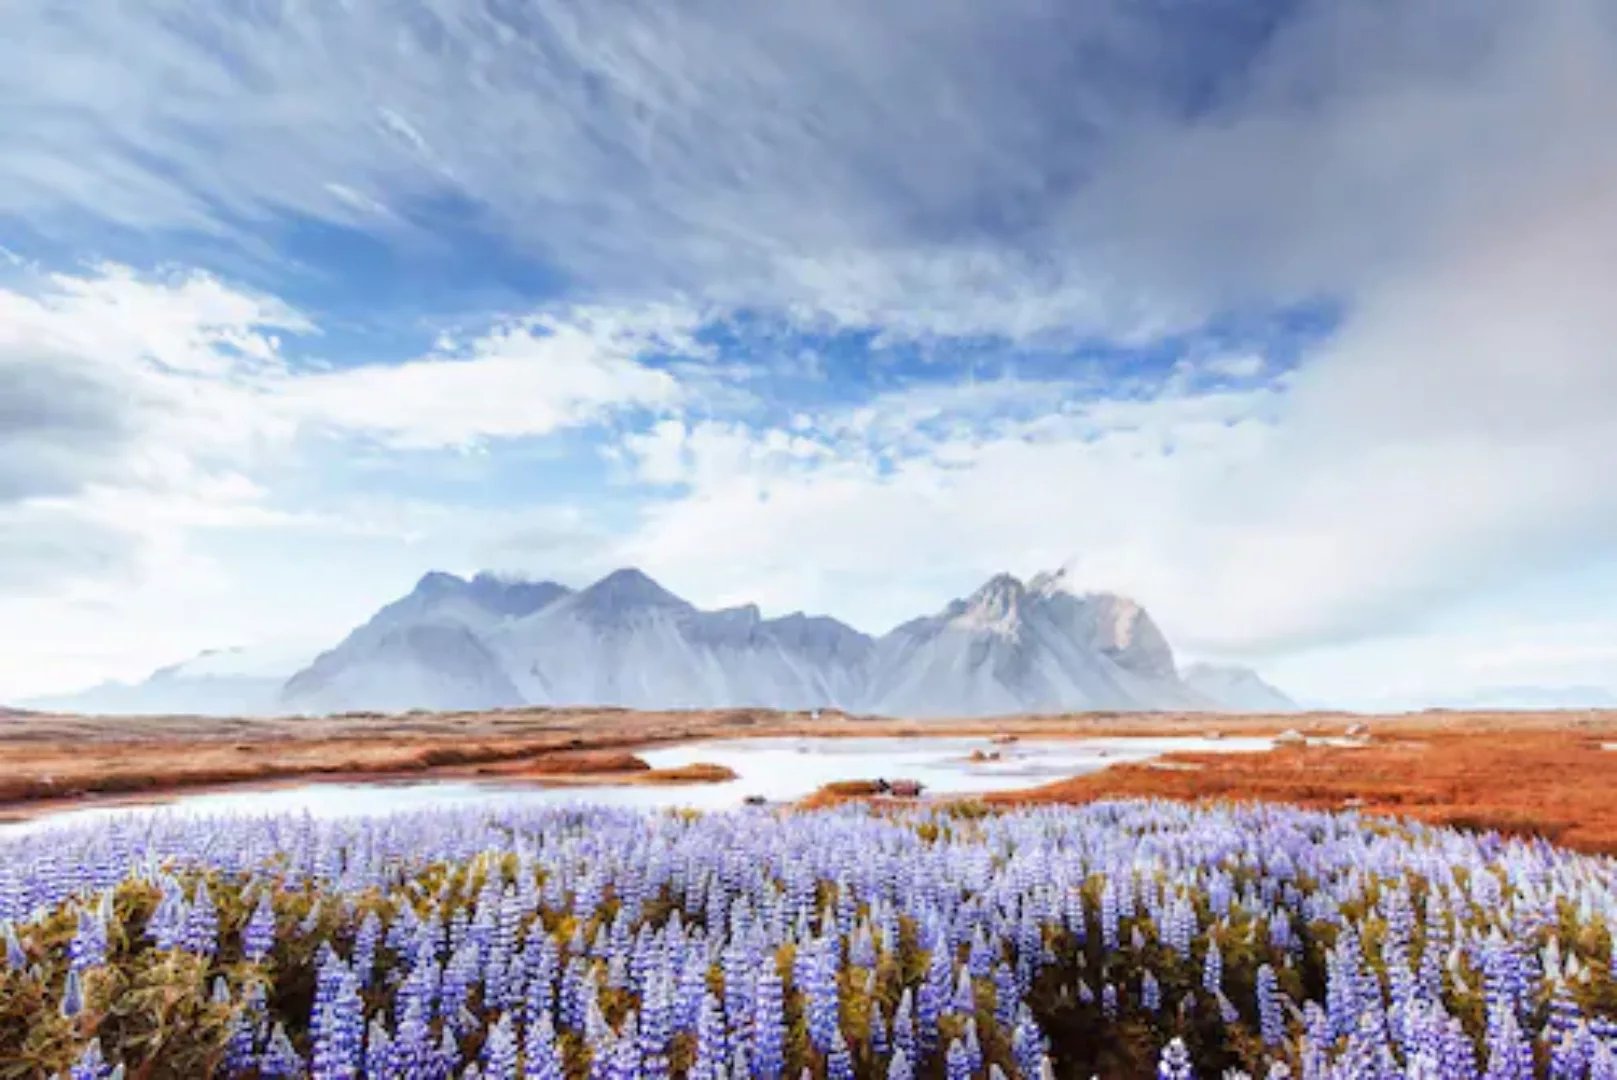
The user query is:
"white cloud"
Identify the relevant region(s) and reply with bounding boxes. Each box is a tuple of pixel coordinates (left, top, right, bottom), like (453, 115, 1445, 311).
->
(280, 308, 697, 450)
(0, 262, 705, 598)
(1201, 353, 1264, 379)
(608, 188, 1617, 656)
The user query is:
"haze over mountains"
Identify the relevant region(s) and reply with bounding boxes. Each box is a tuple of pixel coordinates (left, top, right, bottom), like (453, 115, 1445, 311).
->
(19, 567, 1299, 719)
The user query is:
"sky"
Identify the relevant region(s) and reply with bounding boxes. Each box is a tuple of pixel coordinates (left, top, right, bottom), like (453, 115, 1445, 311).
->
(3, 0, 1617, 710)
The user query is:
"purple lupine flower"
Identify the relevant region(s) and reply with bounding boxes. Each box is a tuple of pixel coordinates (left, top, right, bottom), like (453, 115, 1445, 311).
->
(242, 890, 277, 963)
(803, 944, 841, 1055)
(260, 1023, 305, 1079)
(952, 965, 976, 1017)
(523, 1009, 565, 1080)
(391, 1001, 435, 1078)
(751, 962, 786, 1080)
(3, 921, 26, 970)
(1550, 1022, 1593, 1080)
(993, 962, 1019, 1028)
(1011, 1009, 1045, 1080)
(640, 970, 673, 1061)
(1484, 1005, 1533, 1080)
(1101, 880, 1121, 951)
(826, 1025, 854, 1080)
(310, 952, 364, 1079)
(869, 1000, 890, 1057)
(435, 1025, 461, 1077)
(182, 882, 218, 958)
(1141, 968, 1162, 1014)
(60, 969, 85, 1019)
(482, 1014, 519, 1079)
(1202, 939, 1222, 996)
(916, 945, 949, 1052)
(68, 907, 107, 973)
(887, 1048, 915, 1080)
(945, 1038, 972, 1080)
(892, 990, 917, 1066)
(351, 910, 381, 989)
(69, 1038, 110, 1080)
(1591, 1041, 1617, 1080)
(690, 992, 728, 1080)
(963, 1017, 983, 1074)
(602, 1015, 642, 1080)
(1157, 1037, 1194, 1080)
(146, 889, 186, 952)
(1256, 964, 1284, 1047)
(363, 1017, 392, 1079)
(223, 984, 265, 1075)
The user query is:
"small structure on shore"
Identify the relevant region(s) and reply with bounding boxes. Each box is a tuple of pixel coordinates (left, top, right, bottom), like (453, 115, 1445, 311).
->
(887, 778, 924, 797)
(743, 794, 768, 806)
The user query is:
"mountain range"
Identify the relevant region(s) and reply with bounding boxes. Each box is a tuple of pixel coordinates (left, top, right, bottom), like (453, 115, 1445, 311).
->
(18, 567, 1300, 718)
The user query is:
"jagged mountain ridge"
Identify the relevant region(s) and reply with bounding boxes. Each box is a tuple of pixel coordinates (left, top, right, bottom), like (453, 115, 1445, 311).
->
(483, 569, 876, 712)
(282, 565, 1282, 717)
(865, 572, 1192, 717)
(21, 567, 1299, 718)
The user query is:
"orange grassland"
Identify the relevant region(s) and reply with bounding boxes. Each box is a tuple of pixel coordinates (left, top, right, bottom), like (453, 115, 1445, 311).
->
(2, 706, 1616, 852)
(980, 722, 1617, 854)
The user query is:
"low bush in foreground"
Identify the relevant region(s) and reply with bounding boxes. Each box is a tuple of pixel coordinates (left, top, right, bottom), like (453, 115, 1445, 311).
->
(2, 800, 1617, 1077)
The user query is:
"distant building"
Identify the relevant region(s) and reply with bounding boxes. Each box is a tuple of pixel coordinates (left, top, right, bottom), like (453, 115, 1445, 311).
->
(888, 779, 924, 798)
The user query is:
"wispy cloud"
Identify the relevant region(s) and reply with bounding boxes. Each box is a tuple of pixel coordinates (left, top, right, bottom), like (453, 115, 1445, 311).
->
(8, 1, 1611, 341)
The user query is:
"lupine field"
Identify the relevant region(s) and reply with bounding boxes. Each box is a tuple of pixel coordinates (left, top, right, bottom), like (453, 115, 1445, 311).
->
(3, 801, 1617, 1078)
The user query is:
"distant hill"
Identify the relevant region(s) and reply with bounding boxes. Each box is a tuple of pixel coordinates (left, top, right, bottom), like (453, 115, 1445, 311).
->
(1180, 662, 1298, 713)
(16, 642, 317, 717)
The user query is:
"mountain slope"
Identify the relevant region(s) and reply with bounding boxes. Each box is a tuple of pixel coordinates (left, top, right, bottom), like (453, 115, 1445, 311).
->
(489, 569, 874, 710)
(280, 572, 568, 713)
(1181, 662, 1298, 713)
(862, 573, 1211, 718)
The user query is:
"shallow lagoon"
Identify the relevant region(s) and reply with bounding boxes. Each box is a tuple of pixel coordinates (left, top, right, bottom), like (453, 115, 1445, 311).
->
(8, 734, 1271, 833)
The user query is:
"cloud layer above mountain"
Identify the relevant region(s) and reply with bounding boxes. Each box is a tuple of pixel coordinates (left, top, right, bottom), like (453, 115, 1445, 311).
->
(3, 0, 1617, 707)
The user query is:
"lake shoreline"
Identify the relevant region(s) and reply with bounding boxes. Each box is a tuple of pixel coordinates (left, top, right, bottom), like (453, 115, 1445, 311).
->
(5, 707, 1617, 850)
(0, 707, 1312, 813)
